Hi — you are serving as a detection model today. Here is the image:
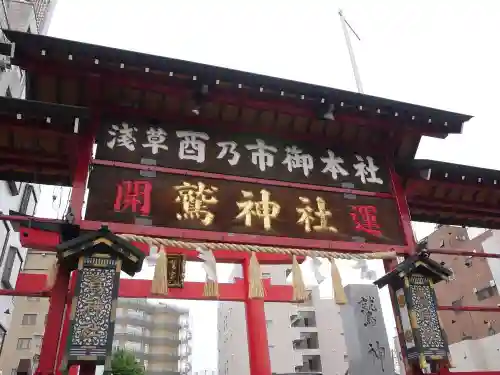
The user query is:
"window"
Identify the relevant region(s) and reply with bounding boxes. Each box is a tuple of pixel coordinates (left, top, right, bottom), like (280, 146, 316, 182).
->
(6, 181, 21, 196)
(126, 325, 142, 335)
(285, 268, 292, 278)
(19, 184, 37, 215)
(476, 286, 499, 301)
(266, 319, 272, 328)
(21, 314, 37, 325)
(27, 297, 40, 302)
(2, 246, 22, 289)
(262, 272, 271, 279)
(44, 314, 48, 326)
(11, 369, 17, 375)
(0, 221, 11, 269)
(0, 324, 6, 357)
(17, 338, 31, 350)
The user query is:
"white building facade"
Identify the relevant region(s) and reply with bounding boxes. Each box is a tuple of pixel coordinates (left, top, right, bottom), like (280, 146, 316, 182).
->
(0, 0, 56, 362)
(1, 0, 57, 98)
(217, 264, 348, 375)
(0, 182, 40, 352)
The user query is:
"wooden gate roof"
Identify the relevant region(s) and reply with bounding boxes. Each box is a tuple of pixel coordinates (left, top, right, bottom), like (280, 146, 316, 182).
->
(1, 29, 471, 164)
(398, 160, 500, 229)
(2, 30, 497, 229)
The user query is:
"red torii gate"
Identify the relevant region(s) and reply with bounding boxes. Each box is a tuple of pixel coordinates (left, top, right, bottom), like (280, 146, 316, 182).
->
(0, 29, 500, 375)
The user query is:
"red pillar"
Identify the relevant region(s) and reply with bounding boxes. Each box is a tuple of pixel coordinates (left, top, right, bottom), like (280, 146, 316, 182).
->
(389, 166, 417, 251)
(36, 266, 70, 375)
(243, 256, 272, 375)
(70, 76, 100, 224)
(56, 273, 76, 375)
(387, 166, 424, 375)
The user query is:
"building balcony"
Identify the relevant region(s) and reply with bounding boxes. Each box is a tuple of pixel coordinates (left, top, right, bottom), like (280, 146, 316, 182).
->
(146, 371, 180, 375)
(114, 332, 181, 346)
(294, 354, 322, 374)
(133, 350, 180, 362)
(293, 332, 319, 351)
(119, 300, 157, 314)
(116, 316, 155, 329)
(116, 316, 181, 331)
(290, 311, 317, 328)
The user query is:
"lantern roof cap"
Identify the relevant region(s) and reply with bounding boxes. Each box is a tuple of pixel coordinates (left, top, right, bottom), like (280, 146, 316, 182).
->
(56, 225, 145, 276)
(373, 252, 452, 288)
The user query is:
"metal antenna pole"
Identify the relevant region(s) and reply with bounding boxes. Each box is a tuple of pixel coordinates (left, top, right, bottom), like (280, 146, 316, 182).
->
(339, 9, 364, 94)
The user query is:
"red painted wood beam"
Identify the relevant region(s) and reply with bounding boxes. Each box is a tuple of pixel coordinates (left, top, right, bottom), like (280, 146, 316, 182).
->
(0, 117, 78, 140)
(18, 218, 410, 254)
(12, 274, 500, 309)
(22, 221, 500, 259)
(409, 178, 496, 193)
(19, 226, 61, 250)
(19, 59, 439, 137)
(21, 60, 313, 118)
(409, 198, 500, 216)
(17, 226, 303, 264)
(0, 273, 51, 297)
(12, 273, 295, 302)
(80, 220, 410, 254)
(119, 278, 295, 302)
(412, 208, 500, 224)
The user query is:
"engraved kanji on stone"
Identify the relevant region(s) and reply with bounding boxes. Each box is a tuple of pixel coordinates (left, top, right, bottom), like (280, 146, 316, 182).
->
(358, 296, 378, 327)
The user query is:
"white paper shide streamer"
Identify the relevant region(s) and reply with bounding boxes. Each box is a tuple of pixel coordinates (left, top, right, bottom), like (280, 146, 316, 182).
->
(196, 246, 219, 297)
(310, 256, 326, 284)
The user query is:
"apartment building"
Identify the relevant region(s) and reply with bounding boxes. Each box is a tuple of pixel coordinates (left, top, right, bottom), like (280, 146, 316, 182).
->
(424, 226, 498, 344)
(114, 299, 192, 375)
(218, 264, 348, 375)
(0, 182, 40, 363)
(0, 249, 54, 374)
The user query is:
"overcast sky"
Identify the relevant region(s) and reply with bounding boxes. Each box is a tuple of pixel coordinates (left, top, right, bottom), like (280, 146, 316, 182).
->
(35, 0, 500, 372)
